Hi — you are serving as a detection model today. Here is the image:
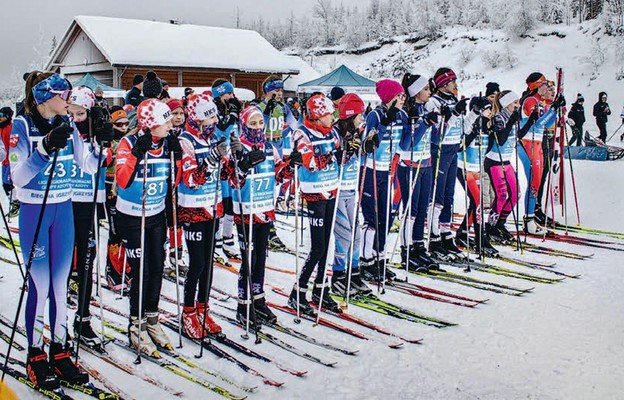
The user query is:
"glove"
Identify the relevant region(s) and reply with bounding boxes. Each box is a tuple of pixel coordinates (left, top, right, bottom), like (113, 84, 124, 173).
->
(263, 98, 277, 116)
(207, 139, 228, 165)
(440, 105, 452, 122)
(288, 147, 303, 166)
(131, 132, 153, 159)
(407, 107, 420, 120)
(424, 111, 439, 126)
(380, 104, 399, 125)
(227, 97, 242, 117)
(364, 130, 380, 154)
(508, 110, 521, 125)
(166, 134, 182, 160)
(217, 114, 236, 132)
(42, 123, 73, 154)
(552, 93, 566, 110)
(94, 122, 114, 148)
(238, 149, 266, 173)
(229, 135, 242, 156)
(470, 97, 491, 113)
(528, 107, 540, 124)
(453, 98, 468, 116)
(344, 133, 361, 154)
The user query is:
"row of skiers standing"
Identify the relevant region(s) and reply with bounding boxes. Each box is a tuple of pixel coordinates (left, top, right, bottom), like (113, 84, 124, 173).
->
(4, 66, 565, 391)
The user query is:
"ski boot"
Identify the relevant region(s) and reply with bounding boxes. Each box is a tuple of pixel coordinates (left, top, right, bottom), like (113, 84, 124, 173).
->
(253, 295, 278, 324)
(196, 302, 222, 334)
(145, 312, 173, 351)
(534, 207, 555, 227)
(236, 301, 263, 330)
(268, 227, 289, 252)
(331, 270, 358, 297)
(350, 271, 373, 295)
(73, 315, 104, 353)
(49, 342, 89, 385)
(441, 232, 466, 260)
(486, 223, 509, 244)
(429, 235, 457, 262)
(287, 285, 315, 317)
(129, 317, 158, 357)
(8, 199, 20, 219)
(182, 306, 205, 339)
(401, 246, 428, 273)
(475, 235, 500, 258)
(411, 242, 442, 271)
(523, 215, 545, 235)
(312, 282, 342, 313)
(26, 346, 59, 390)
(496, 221, 516, 242)
(275, 196, 288, 213)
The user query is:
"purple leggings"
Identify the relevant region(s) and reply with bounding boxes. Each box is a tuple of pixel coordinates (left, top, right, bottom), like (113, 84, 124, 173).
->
(486, 161, 518, 224)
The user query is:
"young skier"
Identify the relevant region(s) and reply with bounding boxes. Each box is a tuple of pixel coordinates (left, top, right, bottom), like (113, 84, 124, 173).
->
(329, 93, 372, 296)
(115, 98, 177, 355)
(426, 68, 469, 261)
(486, 90, 536, 243)
(177, 94, 233, 338)
(11, 72, 110, 389)
(67, 86, 111, 349)
(517, 72, 565, 234)
(359, 79, 408, 281)
(288, 94, 343, 313)
(105, 106, 131, 292)
(231, 106, 295, 325)
(397, 73, 441, 271)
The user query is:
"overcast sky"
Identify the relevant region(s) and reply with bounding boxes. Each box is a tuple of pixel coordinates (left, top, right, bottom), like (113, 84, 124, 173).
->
(1, 0, 361, 85)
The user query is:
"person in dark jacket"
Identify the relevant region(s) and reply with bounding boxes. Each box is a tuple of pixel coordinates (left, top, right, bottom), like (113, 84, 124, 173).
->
(125, 74, 144, 107)
(567, 93, 585, 146)
(593, 91, 611, 142)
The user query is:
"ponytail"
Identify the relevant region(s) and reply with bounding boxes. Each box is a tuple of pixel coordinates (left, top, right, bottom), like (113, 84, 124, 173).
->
(492, 90, 511, 116)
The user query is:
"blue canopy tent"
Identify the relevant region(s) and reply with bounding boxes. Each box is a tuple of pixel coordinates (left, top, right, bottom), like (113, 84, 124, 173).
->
(297, 65, 376, 96)
(72, 73, 125, 98)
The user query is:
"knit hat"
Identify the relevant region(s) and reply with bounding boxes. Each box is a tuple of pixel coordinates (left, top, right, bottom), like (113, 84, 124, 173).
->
(186, 94, 218, 122)
(526, 72, 546, 91)
(338, 93, 365, 120)
(485, 82, 500, 97)
(137, 98, 172, 130)
(132, 74, 144, 86)
(376, 79, 404, 104)
(577, 93, 584, 102)
(142, 71, 163, 99)
(306, 94, 335, 120)
(263, 79, 284, 94)
(329, 86, 345, 101)
(70, 86, 95, 110)
(94, 86, 104, 96)
(433, 68, 457, 89)
(110, 106, 129, 123)
(402, 73, 429, 98)
(240, 106, 265, 145)
(212, 81, 234, 98)
(0, 107, 13, 120)
(32, 74, 72, 105)
(184, 87, 194, 97)
(499, 92, 520, 109)
(167, 98, 184, 112)
(122, 104, 135, 112)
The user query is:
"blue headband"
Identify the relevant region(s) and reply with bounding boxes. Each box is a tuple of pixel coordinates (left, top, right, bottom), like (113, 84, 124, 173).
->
(263, 79, 284, 94)
(32, 74, 71, 105)
(212, 82, 234, 98)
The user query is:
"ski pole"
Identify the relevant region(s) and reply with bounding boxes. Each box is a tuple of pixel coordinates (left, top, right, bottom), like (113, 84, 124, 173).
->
(563, 125, 581, 227)
(293, 165, 301, 322)
(514, 120, 523, 252)
(371, 143, 382, 292)
(477, 115, 485, 262)
(169, 150, 183, 349)
(381, 125, 396, 294)
(342, 144, 365, 309)
(244, 168, 254, 339)
(606, 122, 624, 142)
(426, 120, 446, 248)
(232, 151, 261, 344)
(2, 150, 59, 381)
(75, 134, 106, 361)
(314, 147, 345, 326)
(134, 151, 149, 365)
(195, 152, 222, 359)
(460, 119, 471, 271)
(0, 201, 24, 279)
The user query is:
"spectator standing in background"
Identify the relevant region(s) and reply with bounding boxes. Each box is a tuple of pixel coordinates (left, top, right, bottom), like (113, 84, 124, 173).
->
(125, 74, 144, 107)
(567, 93, 585, 146)
(592, 91, 610, 142)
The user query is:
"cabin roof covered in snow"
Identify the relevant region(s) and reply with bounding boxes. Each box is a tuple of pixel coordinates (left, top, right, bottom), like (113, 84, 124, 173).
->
(49, 16, 300, 74)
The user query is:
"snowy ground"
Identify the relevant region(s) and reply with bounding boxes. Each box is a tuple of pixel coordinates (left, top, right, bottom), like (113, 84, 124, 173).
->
(1, 156, 623, 400)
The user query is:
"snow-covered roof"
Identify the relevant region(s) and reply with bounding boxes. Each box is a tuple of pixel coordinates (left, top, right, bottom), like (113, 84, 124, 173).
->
(53, 16, 300, 74)
(283, 56, 321, 92)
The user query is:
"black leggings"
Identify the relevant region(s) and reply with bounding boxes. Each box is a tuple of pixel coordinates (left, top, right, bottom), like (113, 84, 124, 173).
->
(72, 202, 96, 318)
(183, 219, 218, 307)
(298, 199, 336, 288)
(236, 222, 271, 300)
(117, 211, 167, 317)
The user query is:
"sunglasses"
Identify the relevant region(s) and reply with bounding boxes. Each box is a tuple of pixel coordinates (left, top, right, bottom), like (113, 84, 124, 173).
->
(114, 122, 130, 127)
(49, 89, 72, 101)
